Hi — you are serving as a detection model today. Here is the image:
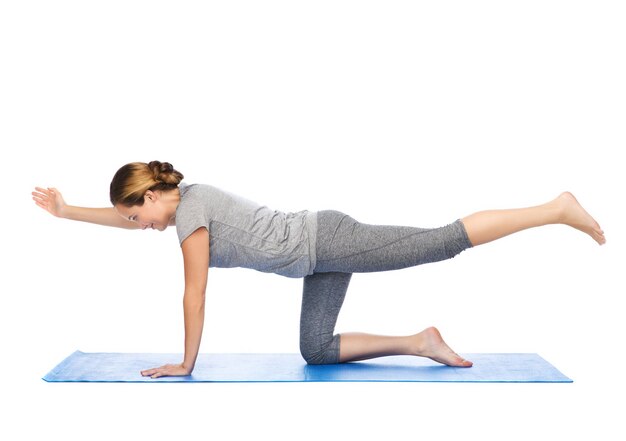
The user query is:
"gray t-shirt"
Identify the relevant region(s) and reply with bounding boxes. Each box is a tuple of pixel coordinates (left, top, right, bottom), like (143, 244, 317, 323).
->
(175, 182, 317, 278)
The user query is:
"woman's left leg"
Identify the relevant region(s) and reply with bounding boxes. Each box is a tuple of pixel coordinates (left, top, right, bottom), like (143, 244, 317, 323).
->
(305, 192, 605, 367)
(313, 210, 473, 274)
(314, 191, 604, 276)
(301, 211, 476, 367)
(461, 191, 605, 246)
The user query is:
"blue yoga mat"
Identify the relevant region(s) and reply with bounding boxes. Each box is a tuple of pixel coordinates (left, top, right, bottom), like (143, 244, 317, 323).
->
(42, 351, 572, 383)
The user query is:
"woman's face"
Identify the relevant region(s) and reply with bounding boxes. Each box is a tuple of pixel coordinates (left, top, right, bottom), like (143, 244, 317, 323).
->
(114, 190, 176, 231)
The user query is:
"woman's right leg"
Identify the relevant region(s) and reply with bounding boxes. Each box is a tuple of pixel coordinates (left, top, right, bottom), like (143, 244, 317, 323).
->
(339, 327, 473, 367)
(299, 271, 351, 365)
(300, 211, 477, 367)
(299, 271, 472, 367)
(302, 192, 605, 366)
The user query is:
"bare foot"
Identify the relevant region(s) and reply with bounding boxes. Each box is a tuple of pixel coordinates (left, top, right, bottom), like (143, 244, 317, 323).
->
(413, 326, 473, 368)
(554, 192, 606, 245)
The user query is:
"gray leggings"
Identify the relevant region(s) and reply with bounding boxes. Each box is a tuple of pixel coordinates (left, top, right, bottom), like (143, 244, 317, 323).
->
(299, 210, 473, 365)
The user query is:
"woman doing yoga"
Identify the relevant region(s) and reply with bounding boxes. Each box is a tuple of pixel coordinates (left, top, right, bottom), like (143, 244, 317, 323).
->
(32, 161, 605, 378)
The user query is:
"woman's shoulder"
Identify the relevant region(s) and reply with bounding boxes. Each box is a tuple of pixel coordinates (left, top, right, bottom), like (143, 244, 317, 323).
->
(181, 182, 243, 199)
(178, 182, 230, 210)
(176, 183, 211, 225)
(179, 182, 212, 196)
(179, 182, 259, 213)
(177, 182, 210, 209)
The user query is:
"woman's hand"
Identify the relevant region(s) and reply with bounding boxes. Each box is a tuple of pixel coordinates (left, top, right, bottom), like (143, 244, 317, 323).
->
(32, 187, 67, 218)
(140, 362, 192, 379)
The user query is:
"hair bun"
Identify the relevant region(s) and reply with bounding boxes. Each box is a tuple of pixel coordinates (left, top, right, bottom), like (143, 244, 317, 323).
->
(148, 160, 184, 185)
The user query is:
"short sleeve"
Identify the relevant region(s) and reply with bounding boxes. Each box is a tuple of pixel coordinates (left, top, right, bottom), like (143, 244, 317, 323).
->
(175, 186, 209, 246)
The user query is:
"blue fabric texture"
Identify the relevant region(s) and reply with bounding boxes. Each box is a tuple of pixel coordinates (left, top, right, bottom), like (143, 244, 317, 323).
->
(43, 351, 572, 383)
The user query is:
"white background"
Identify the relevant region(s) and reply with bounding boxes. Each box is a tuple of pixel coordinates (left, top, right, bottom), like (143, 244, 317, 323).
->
(2, 1, 625, 439)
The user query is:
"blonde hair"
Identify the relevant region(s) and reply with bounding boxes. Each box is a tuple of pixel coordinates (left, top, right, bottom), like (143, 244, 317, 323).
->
(110, 161, 184, 207)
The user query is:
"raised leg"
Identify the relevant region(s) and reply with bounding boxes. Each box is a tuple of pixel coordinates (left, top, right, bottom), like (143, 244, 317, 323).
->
(461, 191, 605, 246)
(302, 191, 605, 368)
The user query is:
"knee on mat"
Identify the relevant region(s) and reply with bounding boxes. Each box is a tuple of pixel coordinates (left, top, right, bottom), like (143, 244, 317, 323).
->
(300, 339, 340, 365)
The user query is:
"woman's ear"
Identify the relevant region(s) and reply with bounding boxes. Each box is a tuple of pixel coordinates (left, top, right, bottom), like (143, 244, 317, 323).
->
(144, 190, 156, 202)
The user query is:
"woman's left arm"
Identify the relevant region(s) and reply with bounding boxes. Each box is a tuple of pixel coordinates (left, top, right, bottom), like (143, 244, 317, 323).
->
(141, 227, 210, 379)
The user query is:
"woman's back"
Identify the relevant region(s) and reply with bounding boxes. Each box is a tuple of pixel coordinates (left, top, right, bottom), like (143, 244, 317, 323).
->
(176, 182, 318, 278)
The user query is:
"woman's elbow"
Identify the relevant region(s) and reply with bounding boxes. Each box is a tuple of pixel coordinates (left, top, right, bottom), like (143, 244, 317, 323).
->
(184, 287, 206, 303)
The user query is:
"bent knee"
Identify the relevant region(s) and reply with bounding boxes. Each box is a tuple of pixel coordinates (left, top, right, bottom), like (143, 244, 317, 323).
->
(301, 351, 336, 365)
(300, 336, 341, 365)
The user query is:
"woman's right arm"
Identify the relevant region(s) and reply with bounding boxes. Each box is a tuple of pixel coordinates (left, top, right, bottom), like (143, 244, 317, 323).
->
(32, 186, 140, 230)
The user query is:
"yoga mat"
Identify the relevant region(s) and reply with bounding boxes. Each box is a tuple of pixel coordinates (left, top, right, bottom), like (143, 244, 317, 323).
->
(42, 351, 572, 383)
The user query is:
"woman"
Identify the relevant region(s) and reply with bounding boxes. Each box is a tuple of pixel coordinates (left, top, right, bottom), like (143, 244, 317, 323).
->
(32, 161, 606, 379)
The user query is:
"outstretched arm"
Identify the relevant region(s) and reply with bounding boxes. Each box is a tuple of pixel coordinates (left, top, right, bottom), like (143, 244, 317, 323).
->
(32, 187, 139, 229)
(140, 226, 210, 378)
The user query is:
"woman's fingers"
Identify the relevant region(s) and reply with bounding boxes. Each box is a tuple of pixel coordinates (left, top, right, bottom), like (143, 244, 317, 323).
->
(32, 194, 49, 208)
(141, 365, 168, 377)
(32, 189, 51, 211)
(142, 367, 165, 379)
(33, 186, 65, 217)
(33, 189, 52, 205)
(33, 187, 59, 198)
(140, 363, 187, 379)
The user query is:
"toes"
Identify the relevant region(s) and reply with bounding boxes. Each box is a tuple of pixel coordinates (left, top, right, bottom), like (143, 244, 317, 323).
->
(592, 230, 606, 245)
(452, 354, 473, 367)
(434, 351, 473, 368)
(439, 355, 473, 368)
